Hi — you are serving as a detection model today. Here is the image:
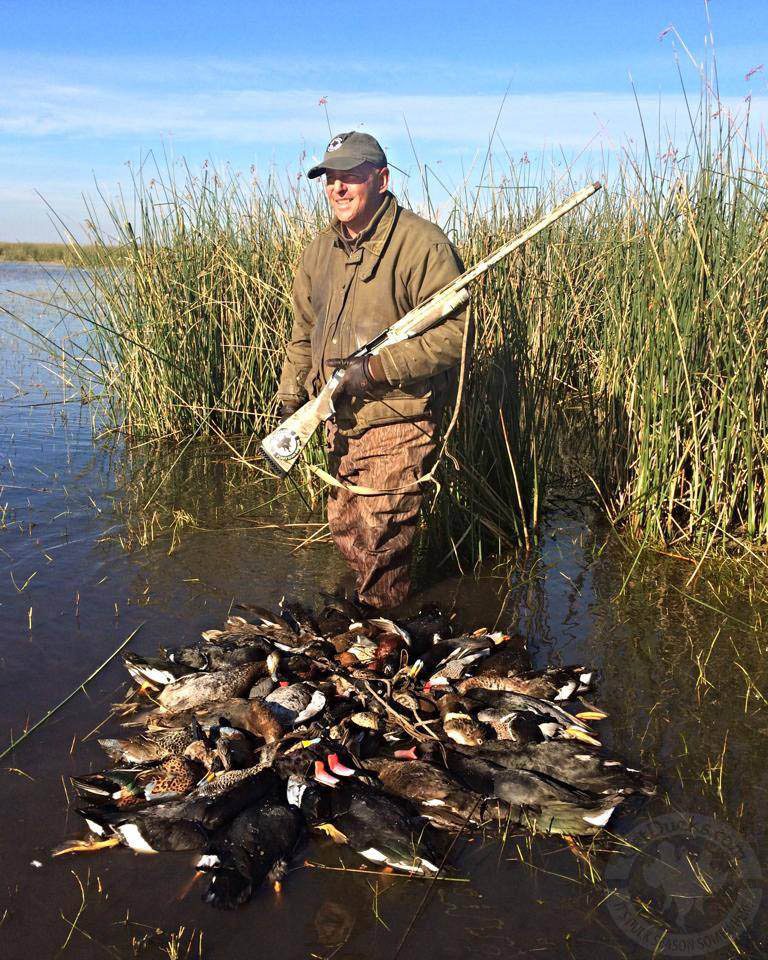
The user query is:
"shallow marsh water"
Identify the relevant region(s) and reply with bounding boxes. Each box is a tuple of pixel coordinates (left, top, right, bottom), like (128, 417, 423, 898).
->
(1, 262, 766, 960)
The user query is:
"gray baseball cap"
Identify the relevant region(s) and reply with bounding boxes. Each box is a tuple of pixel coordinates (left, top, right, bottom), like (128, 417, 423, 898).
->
(307, 131, 387, 179)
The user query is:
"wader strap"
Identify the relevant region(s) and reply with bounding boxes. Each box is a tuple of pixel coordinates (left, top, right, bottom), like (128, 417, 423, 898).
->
(308, 463, 439, 497)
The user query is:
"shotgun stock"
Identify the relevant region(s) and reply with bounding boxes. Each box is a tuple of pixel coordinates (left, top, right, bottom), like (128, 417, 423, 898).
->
(261, 181, 601, 477)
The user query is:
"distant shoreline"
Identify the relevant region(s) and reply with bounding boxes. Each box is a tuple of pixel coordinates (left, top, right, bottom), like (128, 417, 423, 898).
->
(0, 241, 121, 264)
(0, 242, 73, 262)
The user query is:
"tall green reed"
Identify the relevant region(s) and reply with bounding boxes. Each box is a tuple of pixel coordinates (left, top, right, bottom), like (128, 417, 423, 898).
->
(44, 82, 768, 561)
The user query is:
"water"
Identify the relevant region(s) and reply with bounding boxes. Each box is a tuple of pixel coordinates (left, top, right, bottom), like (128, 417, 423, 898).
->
(1, 262, 766, 960)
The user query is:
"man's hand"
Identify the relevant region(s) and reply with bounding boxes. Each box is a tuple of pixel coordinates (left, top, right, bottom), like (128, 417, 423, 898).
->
(277, 399, 303, 423)
(330, 355, 387, 398)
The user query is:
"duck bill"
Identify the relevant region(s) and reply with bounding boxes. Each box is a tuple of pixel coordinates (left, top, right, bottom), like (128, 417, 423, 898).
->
(53, 837, 121, 856)
(565, 726, 602, 747)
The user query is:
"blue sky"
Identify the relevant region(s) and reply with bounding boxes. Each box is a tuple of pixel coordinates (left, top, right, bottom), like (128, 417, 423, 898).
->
(1, 0, 766, 240)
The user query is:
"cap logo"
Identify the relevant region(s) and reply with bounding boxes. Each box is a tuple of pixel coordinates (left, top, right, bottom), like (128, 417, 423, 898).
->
(327, 135, 345, 152)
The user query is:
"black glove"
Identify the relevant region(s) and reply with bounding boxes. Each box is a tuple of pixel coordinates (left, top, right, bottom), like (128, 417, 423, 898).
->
(277, 399, 302, 423)
(329, 356, 387, 398)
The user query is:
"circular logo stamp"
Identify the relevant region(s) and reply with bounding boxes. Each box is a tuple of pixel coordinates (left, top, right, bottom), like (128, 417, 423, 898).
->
(272, 427, 300, 460)
(327, 135, 345, 152)
(605, 812, 762, 956)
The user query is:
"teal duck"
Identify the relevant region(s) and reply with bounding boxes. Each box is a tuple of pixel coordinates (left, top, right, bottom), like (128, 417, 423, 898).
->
(463, 688, 601, 746)
(456, 665, 595, 701)
(438, 694, 489, 746)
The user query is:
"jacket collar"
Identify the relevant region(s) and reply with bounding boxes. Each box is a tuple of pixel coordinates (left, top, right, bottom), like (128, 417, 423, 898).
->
(329, 192, 399, 279)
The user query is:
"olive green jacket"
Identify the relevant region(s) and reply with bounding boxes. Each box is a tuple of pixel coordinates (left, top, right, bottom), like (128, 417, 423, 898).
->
(276, 192, 468, 434)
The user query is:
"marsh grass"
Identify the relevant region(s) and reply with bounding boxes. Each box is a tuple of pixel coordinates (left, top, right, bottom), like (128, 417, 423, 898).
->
(34, 75, 768, 562)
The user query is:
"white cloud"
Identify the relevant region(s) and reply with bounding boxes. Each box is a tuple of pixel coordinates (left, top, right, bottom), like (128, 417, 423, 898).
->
(1, 74, 764, 154)
(2, 49, 766, 240)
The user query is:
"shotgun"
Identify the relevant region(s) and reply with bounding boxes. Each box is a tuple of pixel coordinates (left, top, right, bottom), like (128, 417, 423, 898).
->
(261, 181, 601, 476)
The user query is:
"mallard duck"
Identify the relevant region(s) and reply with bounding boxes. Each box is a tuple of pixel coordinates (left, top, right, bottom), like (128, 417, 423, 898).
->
(74, 767, 280, 854)
(72, 756, 203, 806)
(287, 776, 439, 875)
(197, 796, 304, 909)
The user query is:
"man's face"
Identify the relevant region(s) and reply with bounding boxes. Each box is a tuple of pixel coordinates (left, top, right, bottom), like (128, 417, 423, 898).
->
(324, 163, 390, 237)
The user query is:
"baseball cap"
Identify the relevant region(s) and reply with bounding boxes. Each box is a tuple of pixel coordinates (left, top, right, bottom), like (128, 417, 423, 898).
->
(307, 131, 387, 179)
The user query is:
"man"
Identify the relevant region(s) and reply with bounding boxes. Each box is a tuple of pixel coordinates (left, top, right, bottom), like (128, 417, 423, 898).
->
(276, 131, 468, 610)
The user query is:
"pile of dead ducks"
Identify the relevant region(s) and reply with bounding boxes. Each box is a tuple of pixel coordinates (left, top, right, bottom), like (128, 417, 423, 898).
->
(57, 596, 655, 909)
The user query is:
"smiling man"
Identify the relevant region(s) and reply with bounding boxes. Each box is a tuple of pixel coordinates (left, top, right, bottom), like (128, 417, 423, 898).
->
(276, 131, 468, 610)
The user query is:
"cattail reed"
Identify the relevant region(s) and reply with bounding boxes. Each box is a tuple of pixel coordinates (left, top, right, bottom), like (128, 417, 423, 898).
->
(51, 85, 768, 560)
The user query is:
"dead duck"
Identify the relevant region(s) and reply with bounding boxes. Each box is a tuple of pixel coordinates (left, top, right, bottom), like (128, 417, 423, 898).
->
(489, 768, 625, 836)
(265, 683, 326, 727)
(72, 756, 203, 806)
(219, 611, 318, 654)
(462, 688, 601, 746)
(123, 652, 191, 688)
(272, 738, 358, 782)
(71, 767, 281, 854)
(183, 724, 257, 772)
(407, 738, 655, 806)
(458, 739, 656, 798)
(155, 663, 263, 712)
(287, 775, 439, 876)
(124, 640, 269, 688)
(414, 632, 504, 688)
(197, 795, 304, 909)
(140, 698, 284, 745)
(438, 694, 489, 746)
(363, 757, 503, 829)
(398, 603, 451, 650)
(98, 724, 199, 765)
(456, 665, 595, 701)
